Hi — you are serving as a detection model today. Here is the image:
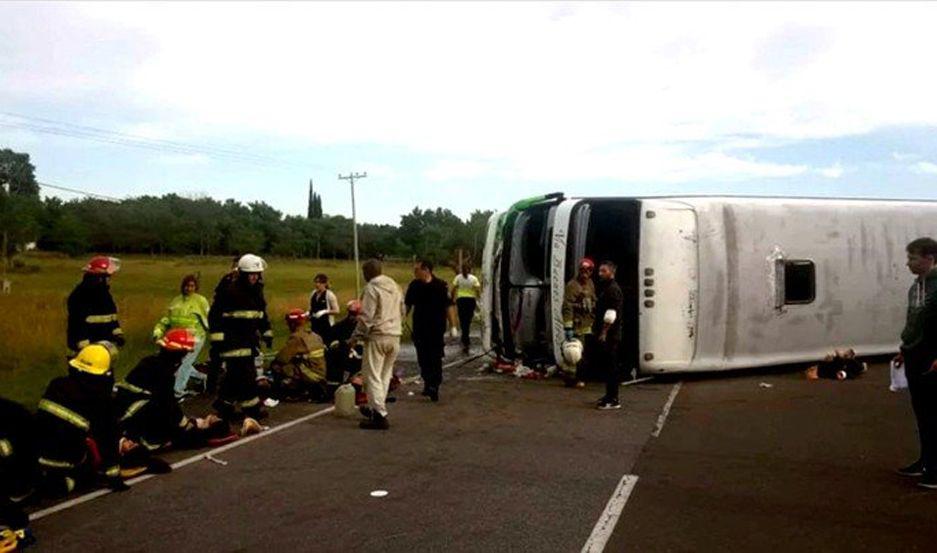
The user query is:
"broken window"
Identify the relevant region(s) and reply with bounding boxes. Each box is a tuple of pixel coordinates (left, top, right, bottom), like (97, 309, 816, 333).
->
(784, 260, 815, 304)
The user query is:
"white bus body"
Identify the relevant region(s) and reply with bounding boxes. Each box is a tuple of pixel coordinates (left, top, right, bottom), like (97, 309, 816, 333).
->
(482, 195, 937, 374)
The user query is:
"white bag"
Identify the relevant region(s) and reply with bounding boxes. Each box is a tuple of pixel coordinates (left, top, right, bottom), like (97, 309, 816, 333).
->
(890, 360, 908, 392)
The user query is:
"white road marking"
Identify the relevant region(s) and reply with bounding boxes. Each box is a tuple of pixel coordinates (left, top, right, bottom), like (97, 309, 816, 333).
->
(621, 376, 654, 387)
(30, 406, 335, 521)
(581, 474, 639, 553)
(651, 382, 682, 438)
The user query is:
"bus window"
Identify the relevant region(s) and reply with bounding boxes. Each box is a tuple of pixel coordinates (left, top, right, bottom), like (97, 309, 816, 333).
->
(509, 207, 553, 286)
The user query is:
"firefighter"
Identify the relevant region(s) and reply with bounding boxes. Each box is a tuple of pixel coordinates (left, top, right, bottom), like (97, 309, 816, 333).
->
(0, 397, 38, 549)
(66, 256, 124, 356)
(326, 300, 363, 387)
(208, 254, 272, 423)
(35, 344, 127, 496)
(205, 256, 242, 393)
(116, 329, 232, 476)
(562, 258, 597, 388)
(269, 309, 329, 402)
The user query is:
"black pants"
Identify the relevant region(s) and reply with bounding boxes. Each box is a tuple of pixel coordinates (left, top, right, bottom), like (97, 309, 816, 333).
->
(216, 354, 262, 421)
(592, 339, 621, 402)
(456, 298, 476, 348)
(415, 337, 444, 390)
(907, 353, 937, 471)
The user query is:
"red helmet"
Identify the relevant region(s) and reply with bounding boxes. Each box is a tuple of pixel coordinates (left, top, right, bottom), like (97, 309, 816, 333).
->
(346, 300, 362, 315)
(83, 256, 120, 275)
(579, 258, 595, 270)
(159, 328, 196, 352)
(285, 308, 308, 323)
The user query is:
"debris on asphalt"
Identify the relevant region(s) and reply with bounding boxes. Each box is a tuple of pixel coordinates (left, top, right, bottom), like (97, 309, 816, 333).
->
(205, 454, 228, 466)
(805, 348, 868, 381)
(264, 398, 280, 408)
(370, 490, 389, 498)
(407, 391, 415, 396)
(759, 382, 774, 389)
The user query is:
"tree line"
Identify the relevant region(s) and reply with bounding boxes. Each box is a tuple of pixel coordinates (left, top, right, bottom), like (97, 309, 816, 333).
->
(0, 148, 493, 266)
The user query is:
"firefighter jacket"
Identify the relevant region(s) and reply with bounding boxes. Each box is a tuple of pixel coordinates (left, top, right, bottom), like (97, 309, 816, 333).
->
(563, 278, 597, 336)
(35, 370, 120, 479)
(271, 329, 327, 384)
(152, 293, 210, 341)
(208, 276, 272, 359)
(116, 353, 194, 451)
(0, 397, 39, 507)
(67, 276, 123, 352)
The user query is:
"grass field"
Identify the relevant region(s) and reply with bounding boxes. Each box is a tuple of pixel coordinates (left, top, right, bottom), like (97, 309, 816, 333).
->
(0, 253, 425, 408)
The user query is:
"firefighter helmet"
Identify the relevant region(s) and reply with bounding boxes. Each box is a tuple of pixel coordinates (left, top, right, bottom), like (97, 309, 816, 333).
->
(285, 308, 308, 324)
(69, 344, 112, 375)
(237, 254, 267, 273)
(83, 256, 121, 275)
(561, 339, 584, 366)
(346, 299, 362, 315)
(158, 328, 196, 352)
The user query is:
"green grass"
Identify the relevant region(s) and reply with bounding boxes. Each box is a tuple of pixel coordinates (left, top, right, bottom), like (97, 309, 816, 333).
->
(0, 253, 427, 408)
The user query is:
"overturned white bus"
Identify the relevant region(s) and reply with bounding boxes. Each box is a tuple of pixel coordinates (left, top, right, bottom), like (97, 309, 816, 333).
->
(481, 194, 937, 374)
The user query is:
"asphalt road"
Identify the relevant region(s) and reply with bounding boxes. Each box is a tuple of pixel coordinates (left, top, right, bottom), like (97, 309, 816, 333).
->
(27, 351, 935, 552)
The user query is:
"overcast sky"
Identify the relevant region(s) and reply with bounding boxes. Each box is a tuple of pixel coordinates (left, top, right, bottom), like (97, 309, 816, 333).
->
(2, 1, 937, 224)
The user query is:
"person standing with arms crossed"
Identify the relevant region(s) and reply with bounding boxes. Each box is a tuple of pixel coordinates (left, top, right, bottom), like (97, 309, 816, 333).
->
(406, 260, 450, 402)
(352, 259, 404, 430)
(452, 264, 481, 355)
(894, 237, 937, 488)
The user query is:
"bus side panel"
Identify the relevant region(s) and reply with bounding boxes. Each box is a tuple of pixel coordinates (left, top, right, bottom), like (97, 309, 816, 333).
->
(549, 200, 582, 369)
(639, 201, 699, 372)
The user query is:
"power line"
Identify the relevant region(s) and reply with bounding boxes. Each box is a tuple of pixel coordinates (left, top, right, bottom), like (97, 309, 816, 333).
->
(37, 181, 122, 202)
(0, 112, 317, 169)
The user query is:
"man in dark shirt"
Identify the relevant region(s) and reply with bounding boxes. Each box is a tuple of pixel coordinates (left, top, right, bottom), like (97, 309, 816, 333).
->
(405, 260, 451, 402)
(593, 261, 625, 411)
(894, 237, 937, 488)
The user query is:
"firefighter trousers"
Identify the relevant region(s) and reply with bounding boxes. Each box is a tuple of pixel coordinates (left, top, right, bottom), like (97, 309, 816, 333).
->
(215, 355, 262, 422)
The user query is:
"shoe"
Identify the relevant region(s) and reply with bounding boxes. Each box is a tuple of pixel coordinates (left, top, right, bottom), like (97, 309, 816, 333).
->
(595, 396, 608, 406)
(897, 460, 925, 477)
(919, 472, 937, 489)
(426, 387, 439, 402)
(358, 406, 373, 419)
(359, 414, 390, 430)
(597, 399, 621, 410)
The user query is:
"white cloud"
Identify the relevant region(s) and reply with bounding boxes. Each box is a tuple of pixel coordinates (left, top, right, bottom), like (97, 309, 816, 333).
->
(818, 162, 844, 179)
(893, 152, 920, 162)
(156, 153, 210, 166)
(912, 161, 937, 175)
(424, 160, 493, 182)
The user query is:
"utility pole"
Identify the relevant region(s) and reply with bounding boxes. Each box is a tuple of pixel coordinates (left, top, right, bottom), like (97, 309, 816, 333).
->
(338, 171, 367, 294)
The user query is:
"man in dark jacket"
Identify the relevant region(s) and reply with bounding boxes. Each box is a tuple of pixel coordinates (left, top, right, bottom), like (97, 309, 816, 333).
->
(35, 344, 127, 496)
(66, 256, 124, 355)
(208, 254, 272, 423)
(405, 260, 450, 402)
(593, 261, 625, 411)
(326, 300, 363, 389)
(0, 397, 38, 547)
(116, 329, 230, 473)
(894, 237, 937, 488)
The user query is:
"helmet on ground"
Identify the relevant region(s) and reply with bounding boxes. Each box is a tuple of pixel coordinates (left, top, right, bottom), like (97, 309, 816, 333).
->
(561, 339, 584, 366)
(285, 308, 308, 324)
(346, 299, 362, 315)
(69, 344, 112, 375)
(83, 256, 120, 275)
(579, 258, 595, 271)
(158, 328, 196, 352)
(237, 254, 267, 273)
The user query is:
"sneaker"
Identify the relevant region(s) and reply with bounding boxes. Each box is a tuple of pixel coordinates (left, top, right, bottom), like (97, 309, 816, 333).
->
(597, 399, 621, 411)
(426, 387, 439, 402)
(358, 405, 373, 419)
(919, 472, 937, 490)
(595, 396, 608, 406)
(897, 460, 925, 477)
(359, 414, 390, 430)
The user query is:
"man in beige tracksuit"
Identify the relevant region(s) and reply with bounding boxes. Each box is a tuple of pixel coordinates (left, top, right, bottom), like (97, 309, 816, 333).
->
(352, 259, 405, 430)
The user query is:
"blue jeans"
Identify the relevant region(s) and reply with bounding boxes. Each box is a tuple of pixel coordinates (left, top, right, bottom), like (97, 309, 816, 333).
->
(174, 337, 205, 396)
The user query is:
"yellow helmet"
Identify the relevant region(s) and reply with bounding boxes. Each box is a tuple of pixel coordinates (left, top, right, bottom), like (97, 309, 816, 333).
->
(69, 344, 112, 375)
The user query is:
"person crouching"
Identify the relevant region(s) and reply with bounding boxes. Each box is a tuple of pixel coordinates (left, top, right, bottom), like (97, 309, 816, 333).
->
(269, 309, 330, 402)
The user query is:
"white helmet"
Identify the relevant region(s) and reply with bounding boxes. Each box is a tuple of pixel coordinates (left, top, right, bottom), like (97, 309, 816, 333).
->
(561, 339, 583, 366)
(237, 254, 267, 273)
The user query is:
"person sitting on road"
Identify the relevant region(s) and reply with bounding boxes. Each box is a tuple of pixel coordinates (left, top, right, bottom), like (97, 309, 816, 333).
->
(116, 329, 233, 477)
(326, 300, 364, 387)
(35, 344, 127, 496)
(269, 309, 330, 403)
